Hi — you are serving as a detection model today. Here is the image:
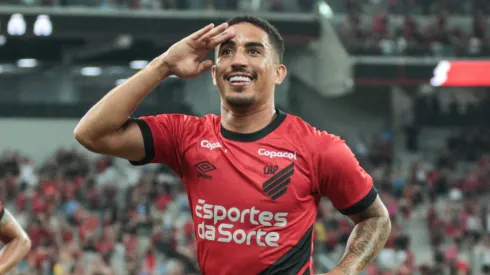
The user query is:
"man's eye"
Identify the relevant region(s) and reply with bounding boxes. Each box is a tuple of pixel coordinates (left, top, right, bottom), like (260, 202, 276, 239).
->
(249, 49, 260, 54)
(222, 49, 233, 55)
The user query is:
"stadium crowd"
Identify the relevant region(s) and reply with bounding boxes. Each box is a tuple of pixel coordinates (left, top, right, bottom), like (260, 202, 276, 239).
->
(0, 147, 203, 275)
(3, 0, 490, 14)
(3, 0, 488, 57)
(422, 128, 490, 275)
(0, 0, 315, 12)
(0, 124, 488, 275)
(334, 0, 490, 15)
(338, 0, 490, 57)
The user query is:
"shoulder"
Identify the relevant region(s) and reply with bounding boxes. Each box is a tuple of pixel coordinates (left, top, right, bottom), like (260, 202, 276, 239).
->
(282, 114, 341, 151)
(139, 113, 212, 123)
(137, 113, 219, 130)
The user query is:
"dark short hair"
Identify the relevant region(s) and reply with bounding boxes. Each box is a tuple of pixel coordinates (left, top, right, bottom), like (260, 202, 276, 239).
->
(226, 15, 285, 63)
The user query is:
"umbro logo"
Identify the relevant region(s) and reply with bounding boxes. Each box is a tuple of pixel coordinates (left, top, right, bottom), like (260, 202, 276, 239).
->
(262, 162, 295, 200)
(195, 161, 216, 180)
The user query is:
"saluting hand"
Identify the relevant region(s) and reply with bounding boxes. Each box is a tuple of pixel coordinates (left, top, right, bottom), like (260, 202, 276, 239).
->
(160, 23, 235, 78)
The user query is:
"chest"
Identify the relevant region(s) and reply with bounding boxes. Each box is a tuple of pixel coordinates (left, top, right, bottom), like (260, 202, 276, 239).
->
(181, 138, 314, 212)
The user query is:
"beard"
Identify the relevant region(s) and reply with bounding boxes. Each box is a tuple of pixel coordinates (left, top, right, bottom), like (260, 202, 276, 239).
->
(223, 91, 256, 108)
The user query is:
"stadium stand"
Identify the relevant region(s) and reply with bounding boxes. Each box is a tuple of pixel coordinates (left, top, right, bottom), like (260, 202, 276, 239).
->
(0, 0, 315, 12)
(334, 0, 490, 57)
(0, 0, 489, 274)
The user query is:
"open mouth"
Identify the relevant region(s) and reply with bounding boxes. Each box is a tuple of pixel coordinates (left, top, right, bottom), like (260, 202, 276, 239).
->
(226, 74, 254, 87)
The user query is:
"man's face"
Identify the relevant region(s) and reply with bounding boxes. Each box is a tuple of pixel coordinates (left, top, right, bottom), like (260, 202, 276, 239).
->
(212, 22, 286, 109)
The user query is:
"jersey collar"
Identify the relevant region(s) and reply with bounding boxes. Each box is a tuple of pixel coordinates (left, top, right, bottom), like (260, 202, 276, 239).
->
(220, 109, 287, 142)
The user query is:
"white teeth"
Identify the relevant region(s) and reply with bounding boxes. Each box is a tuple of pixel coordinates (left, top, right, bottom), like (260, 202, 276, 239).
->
(229, 76, 251, 82)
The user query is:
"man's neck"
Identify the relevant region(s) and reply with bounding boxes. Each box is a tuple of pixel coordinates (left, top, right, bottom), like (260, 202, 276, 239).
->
(220, 103, 276, 134)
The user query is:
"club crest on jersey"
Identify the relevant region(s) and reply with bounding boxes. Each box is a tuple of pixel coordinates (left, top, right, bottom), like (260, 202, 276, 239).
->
(201, 140, 222, 150)
(262, 162, 295, 200)
(264, 164, 278, 175)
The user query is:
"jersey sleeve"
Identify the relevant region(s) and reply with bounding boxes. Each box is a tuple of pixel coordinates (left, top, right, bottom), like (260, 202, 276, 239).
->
(312, 131, 377, 215)
(130, 114, 188, 176)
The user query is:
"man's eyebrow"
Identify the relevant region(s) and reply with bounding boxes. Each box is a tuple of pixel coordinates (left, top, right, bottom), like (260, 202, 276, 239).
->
(218, 40, 266, 49)
(219, 40, 236, 49)
(244, 42, 265, 48)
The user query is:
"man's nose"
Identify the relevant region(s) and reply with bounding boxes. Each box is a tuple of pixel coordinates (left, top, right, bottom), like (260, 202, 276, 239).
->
(231, 50, 247, 69)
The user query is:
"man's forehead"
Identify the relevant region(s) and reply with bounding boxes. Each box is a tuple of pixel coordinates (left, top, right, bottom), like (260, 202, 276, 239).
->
(234, 23, 269, 39)
(225, 23, 271, 46)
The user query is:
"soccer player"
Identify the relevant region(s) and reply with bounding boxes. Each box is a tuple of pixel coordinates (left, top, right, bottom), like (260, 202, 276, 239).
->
(0, 201, 32, 274)
(75, 16, 391, 275)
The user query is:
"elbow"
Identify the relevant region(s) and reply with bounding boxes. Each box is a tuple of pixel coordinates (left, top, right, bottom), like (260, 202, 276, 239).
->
(378, 207, 392, 232)
(74, 126, 87, 144)
(380, 214, 392, 242)
(74, 126, 89, 147)
(17, 234, 31, 256)
(74, 125, 98, 152)
(384, 215, 392, 233)
(377, 199, 392, 233)
(22, 236, 32, 253)
(74, 125, 111, 155)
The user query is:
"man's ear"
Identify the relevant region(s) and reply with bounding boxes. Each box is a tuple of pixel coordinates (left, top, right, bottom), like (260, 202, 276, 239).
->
(211, 65, 217, 86)
(275, 64, 287, 85)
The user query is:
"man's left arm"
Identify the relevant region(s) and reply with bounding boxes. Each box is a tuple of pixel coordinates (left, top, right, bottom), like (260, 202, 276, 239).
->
(312, 133, 391, 275)
(330, 196, 391, 275)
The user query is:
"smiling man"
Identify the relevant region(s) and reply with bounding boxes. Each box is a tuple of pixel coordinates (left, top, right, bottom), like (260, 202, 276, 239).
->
(211, 19, 285, 110)
(74, 16, 391, 275)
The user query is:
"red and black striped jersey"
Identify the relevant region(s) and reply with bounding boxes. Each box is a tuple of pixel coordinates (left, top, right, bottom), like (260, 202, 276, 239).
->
(131, 110, 376, 275)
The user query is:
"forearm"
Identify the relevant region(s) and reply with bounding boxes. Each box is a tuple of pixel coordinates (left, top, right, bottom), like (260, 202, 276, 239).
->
(74, 56, 170, 140)
(334, 216, 391, 274)
(0, 210, 31, 275)
(0, 236, 31, 274)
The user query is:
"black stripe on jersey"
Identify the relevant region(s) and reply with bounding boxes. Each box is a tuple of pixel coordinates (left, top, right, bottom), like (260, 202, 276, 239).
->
(262, 162, 295, 200)
(270, 187, 288, 201)
(129, 118, 155, 166)
(258, 225, 313, 275)
(338, 185, 378, 215)
(302, 267, 311, 275)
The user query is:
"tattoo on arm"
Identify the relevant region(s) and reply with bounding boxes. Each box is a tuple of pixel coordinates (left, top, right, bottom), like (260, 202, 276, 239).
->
(336, 196, 391, 274)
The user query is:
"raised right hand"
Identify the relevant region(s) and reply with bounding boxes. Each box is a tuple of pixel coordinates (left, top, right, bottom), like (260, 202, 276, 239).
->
(160, 23, 235, 78)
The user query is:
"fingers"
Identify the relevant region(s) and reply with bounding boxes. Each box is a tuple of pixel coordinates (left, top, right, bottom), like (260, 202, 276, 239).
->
(189, 23, 215, 41)
(193, 23, 236, 49)
(197, 60, 213, 74)
(206, 26, 236, 49)
(199, 22, 229, 42)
